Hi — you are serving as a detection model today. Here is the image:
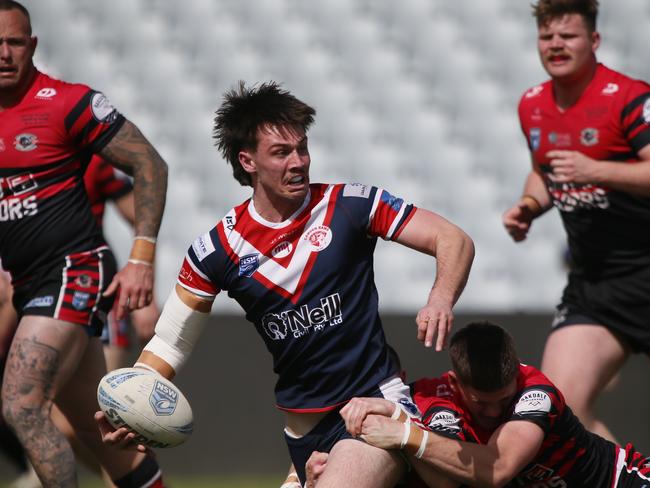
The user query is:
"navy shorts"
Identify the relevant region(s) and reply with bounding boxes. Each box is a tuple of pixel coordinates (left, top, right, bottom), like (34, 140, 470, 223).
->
(552, 267, 650, 354)
(12, 245, 117, 337)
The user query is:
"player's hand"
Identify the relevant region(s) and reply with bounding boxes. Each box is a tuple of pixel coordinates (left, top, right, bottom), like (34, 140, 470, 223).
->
(103, 262, 154, 320)
(502, 202, 536, 242)
(94, 411, 150, 454)
(547, 150, 598, 184)
(340, 397, 395, 437)
(359, 414, 403, 450)
(305, 451, 328, 488)
(415, 297, 453, 350)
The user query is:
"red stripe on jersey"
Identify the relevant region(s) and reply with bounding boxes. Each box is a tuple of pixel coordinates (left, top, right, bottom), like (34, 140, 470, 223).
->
(392, 205, 417, 240)
(34, 176, 77, 199)
(368, 189, 409, 239)
(177, 257, 219, 297)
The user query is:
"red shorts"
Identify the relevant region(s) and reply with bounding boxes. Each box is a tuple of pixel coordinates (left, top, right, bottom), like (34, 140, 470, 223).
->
(12, 245, 117, 337)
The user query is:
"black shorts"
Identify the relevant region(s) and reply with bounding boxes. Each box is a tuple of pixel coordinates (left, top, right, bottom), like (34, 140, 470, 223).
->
(12, 245, 117, 337)
(552, 266, 650, 354)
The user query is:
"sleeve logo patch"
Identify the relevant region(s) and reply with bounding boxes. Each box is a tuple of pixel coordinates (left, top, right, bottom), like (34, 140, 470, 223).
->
(342, 183, 370, 198)
(90, 92, 118, 123)
(643, 97, 650, 124)
(428, 409, 461, 432)
(514, 389, 552, 414)
(192, 232, 215, 261)
(380, 190, 404, 211)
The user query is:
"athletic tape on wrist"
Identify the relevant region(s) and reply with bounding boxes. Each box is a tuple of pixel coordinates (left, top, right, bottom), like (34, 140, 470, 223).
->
(142, 288, 208, 372)
(128, 258, 153, 266)
(415, 429, 429, 459)
(279, 483, 301, 488)
(134, 235, 157, 244)
(133, 362, 160, 374)
(390, 403, 409, 422)
(400, 422, 410, 449)
(129, 238, 156, 264)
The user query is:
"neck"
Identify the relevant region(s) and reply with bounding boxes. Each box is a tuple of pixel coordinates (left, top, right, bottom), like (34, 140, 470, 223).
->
(0, 67, 37, 111)
(552, 60, 597, 111)
(251, 192, 305, 223)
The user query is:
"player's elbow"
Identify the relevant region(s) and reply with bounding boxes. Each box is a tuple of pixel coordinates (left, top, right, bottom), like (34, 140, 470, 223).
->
(490, 459, 518, 488)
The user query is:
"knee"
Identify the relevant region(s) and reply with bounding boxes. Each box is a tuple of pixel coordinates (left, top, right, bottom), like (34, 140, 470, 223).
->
(1, 389, 50, 433)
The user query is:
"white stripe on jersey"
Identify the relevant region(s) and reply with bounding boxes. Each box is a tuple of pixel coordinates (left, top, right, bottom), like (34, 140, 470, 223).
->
(385, 201, 407, 240)
(368, 188, 382, 229)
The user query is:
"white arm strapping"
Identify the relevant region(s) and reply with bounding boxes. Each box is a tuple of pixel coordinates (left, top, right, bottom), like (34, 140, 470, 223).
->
(143, 287, 209, 372)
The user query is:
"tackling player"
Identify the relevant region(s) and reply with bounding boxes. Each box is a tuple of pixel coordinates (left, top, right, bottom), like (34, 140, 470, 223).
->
(98, 81, 475, 487)
(321, 322, 650, 487)
(502, 0, 650, 441)
(0, 1, 168, 486)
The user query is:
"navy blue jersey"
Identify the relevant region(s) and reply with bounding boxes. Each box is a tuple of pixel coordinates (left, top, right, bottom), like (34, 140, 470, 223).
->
(177, 183, 416, 411)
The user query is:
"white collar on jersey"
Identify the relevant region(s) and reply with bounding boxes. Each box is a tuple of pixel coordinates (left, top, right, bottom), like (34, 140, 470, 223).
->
(247, 190, 312, 229)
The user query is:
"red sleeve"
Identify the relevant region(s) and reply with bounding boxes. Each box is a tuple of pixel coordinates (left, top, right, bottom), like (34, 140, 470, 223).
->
(620, 80, 650, 153)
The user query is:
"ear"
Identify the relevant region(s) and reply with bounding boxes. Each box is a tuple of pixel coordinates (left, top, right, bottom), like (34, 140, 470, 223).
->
(238, 150, 256, 175)
(591, 30, 600, 52)
(447, 371, 460, 393)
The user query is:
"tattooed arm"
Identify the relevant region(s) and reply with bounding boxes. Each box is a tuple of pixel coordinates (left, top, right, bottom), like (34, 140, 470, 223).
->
(99, 120, 168, 319)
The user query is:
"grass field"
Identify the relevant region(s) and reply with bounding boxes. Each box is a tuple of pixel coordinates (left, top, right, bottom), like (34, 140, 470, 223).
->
(0, 475, 282, 488)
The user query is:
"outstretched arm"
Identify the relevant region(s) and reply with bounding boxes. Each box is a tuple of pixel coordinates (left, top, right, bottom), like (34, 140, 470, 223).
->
(99, 120, 168, 318)
(394, 208, 474, 350)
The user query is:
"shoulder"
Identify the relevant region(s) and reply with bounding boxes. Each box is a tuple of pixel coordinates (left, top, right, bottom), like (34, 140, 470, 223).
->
(514, 364, 564, 414)
(519, 80, 551, 108)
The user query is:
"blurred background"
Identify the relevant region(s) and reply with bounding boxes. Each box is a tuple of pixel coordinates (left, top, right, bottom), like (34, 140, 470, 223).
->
(2, 0, 650, 484)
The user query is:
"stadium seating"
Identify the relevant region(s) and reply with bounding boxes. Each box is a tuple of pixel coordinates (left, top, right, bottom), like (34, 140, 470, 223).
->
(28, 0, 650, 312)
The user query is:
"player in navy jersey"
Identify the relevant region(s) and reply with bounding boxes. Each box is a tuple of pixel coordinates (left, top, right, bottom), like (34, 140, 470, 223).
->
(98, 82, 475, 487)
(502, 0, 650, 442)
(312, 322, 650, 487)
(0, 2, 168, 487)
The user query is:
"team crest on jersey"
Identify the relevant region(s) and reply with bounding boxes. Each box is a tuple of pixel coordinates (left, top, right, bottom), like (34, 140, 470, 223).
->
(14, 133, 37, 151)
(643, 98, 650, 124)
(35, 87, 57, 99)
(529, 128, 541, 151)
(303, 225, 332, 252)
(514, 389, 552, 414)
(75, 274, 93, 288)
(601, 82, 619, 95)
(271, 241, 293, 258)
(71, 291, 90, 310)
(238, 253, 260, 277)
(90, 93, 118, 123)
(580, 128, 599, 146)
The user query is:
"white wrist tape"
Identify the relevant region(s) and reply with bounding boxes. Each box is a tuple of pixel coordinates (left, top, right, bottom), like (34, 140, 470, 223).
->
(415, 429, 429, 459)
(400, 422, 411, 449)
(279, 483, 301, 488)
(391, 403, 402, 420)
(143, 288, 208, 372)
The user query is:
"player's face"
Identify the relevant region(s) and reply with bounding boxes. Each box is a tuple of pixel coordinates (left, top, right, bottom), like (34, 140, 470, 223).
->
(458, 380, 518, 431)
(537, 14, 599, 82)
(242, 124, 311, 219)
(0, 8, 36, 93)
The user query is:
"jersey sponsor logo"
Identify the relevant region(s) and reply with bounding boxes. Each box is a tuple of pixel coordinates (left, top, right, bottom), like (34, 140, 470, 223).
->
(225, 214, 236, 231)
(238, 253, 259, 277)
(303, 225, 332, 252)
(24, 295, 54, 309)
(517, 464, 566, 487)
(525, 85, 544, 98)
(90, 92, 118, 123)
(529, 128, 541, 151)
(548, 182, 609, 211)
(35, 87, 57, 99)
(428, 409, 461, 433)
(580, 127, 599, 146)
(643, 98, 650, 124)
(14, 133, 38, 151)
(342, 183, 370, 198)
(0, 195, 38, 221)
(514, 389, 552, 414)
(192, 232, 216, 261)
(548, 132, 571, 147)
(261, 293, 342, 340)
(271, 241, 293, 258)
(71, 291, 90, 310)
(601, 82, 619, 95)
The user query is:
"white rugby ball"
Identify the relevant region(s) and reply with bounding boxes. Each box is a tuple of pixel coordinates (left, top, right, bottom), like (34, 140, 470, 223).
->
(97, 367, 193, 448)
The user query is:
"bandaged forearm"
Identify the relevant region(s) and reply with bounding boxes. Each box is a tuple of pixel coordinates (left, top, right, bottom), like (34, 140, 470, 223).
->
(142, 288, 208, 372)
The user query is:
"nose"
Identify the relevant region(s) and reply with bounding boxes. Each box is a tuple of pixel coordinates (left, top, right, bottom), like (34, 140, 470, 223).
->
(0, 40, 10, 59)
(548, 34, 564, 49)
(289, 148, 309, 169)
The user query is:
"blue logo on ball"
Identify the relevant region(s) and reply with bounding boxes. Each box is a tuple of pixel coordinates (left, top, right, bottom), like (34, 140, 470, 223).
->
(149, 380, 178, 416)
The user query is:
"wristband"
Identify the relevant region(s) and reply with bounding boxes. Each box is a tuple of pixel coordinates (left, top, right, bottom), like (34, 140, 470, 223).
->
(520, 194, 543, 214)
(280, 473, 301, 488)
(133, 362, 160, 374)
(415, 429, 429, 459)
(400, 422, 411, 449)
(390, 403, 409, 422)
(133, 235, 157, 244)
(129, 237, 156, 264)
(128, 259, 153, 267)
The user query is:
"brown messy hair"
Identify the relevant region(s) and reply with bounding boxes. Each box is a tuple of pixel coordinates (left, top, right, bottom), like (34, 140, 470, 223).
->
(532, 0, 599, 33)
(213, 81, 316, 187)
(449, 322, 520, 392)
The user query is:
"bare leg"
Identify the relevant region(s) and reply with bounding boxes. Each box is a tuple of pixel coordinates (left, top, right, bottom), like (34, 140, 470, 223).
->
(314, 439, 405, 488)
(541, 324, 628, 441)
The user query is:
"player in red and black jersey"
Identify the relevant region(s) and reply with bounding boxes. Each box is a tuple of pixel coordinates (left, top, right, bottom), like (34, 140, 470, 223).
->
(502, 0, 650, 442)
(0, 2, 167, 487)
(97, 82, 475, 487)
(330, 322, 650, 488)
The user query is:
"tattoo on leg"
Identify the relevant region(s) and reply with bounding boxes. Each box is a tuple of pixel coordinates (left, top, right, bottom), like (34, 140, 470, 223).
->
(2, 337, 77, 487)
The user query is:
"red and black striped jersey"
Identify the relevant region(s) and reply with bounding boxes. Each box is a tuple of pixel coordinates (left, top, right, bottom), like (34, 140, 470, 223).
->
(0, 71, 125, 283)
(518, 64, 650, 277)
(83, 155, 132, 228)
(177, 183, 415, 411)
(412, 364, 618, 487)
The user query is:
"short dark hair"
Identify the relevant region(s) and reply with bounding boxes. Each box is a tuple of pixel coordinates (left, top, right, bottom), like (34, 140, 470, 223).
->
(0, 0, 32, 35)
(212, 81, 316, 187)
(532, 0, 599, 33)
(449, 321, 519, 392)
